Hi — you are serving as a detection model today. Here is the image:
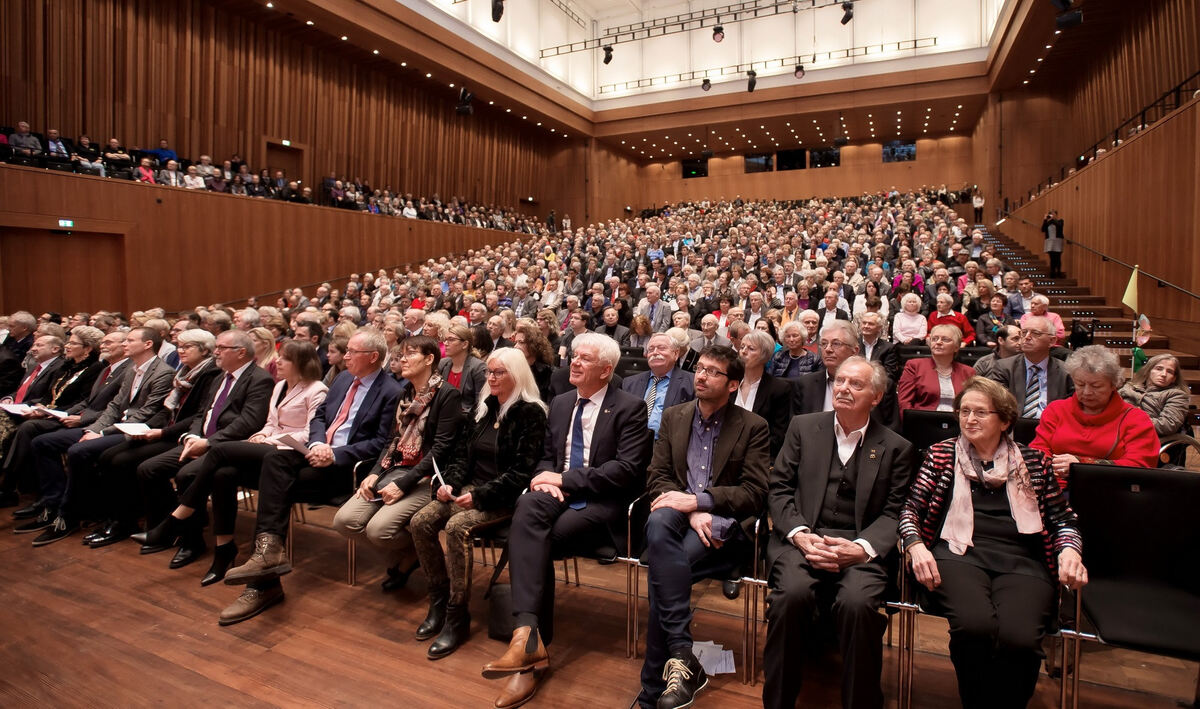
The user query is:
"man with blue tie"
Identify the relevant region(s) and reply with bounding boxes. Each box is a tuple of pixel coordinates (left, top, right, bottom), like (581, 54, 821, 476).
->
(220, 329, 402, 624)
(636, 284, 673, 333)
(987, 315, 1073, 419)
(621, 333, 695, 437)
(480, 333, 652, 708)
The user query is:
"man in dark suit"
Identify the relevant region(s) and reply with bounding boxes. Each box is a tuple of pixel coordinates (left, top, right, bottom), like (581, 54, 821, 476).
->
(621, 332, 695, 437)
(120, 330, 274, 556)
(19, 327, 174, 545)
(812, 288, 852, 328)
(1, 334, 65, 404)
(594, 306, 630, 346)
(792, 321, 899, 432)
(220, 329, 403, 624)
(481, 334, 652, 707)
(857, 312, 900, 382)
(985, 315, 1073, 419)
(764, 356, 915, 709)
(479, 315, 513, 355)
(0, 332, 128, 507)
(635, 345, 770, 709)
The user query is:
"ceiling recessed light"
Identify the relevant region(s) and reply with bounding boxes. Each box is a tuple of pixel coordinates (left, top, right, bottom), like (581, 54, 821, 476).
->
(426, 72, 432, 78)
(550, 128, 555, 132)
(957, 104, 962, 108)
(522, 115, 527, 119)
(488, 100, 494, 105)
(305, 20, 314, 25)
(1022, 80, 1029, 84)
(449, 83, 455, 87)
(266, 1, 273, 7)
(506, 108, 511, 112)
(372, 49, 379, 55)
(1029, 69, 1036, 74)
(340, 35, 348, 41)
(1045, 44, 1052, 49)
(1037, 57, 1043, 62)
(400, 61, 407, 66)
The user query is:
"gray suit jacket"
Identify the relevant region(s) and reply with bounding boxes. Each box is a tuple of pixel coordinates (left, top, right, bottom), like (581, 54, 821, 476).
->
(689, 334, 732, 353)
(635, 300, 673, 332)
(987, 354, 1074, 412)
(86, 357, 175, 434)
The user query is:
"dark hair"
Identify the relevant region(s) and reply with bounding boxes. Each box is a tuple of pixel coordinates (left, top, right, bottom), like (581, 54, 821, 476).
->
(996, 324, 1017, 341)
(132, 326, 163, 352)
(279, 339, 323, 382)
(699, 344, 745, 383)
(401, 334, 441, 368)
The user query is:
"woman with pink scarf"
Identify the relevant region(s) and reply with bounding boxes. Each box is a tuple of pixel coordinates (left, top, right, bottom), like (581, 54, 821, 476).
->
(898, 376, 1087, 709)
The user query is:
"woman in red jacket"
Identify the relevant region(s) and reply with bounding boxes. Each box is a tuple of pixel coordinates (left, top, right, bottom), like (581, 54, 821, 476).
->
(1031, 345, 1159, 489)
(928, 292, 976, 345)
(898, 324, 975, 413)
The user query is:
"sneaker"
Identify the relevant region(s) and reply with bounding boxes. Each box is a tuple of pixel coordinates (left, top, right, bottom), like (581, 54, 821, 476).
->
(32, 516, 77, 546)
(13, 507, 54, 534)
(656, 650, 707, 709)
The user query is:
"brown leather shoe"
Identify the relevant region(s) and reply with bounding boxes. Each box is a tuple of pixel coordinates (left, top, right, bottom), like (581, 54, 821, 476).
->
(481, 626, 549, 679)
(493, 668, 545, 709)
(223, 533, 291, 585)
(218, 585, 285, 626)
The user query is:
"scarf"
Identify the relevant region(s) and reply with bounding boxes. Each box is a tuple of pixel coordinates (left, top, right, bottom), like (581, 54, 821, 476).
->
(164, 357, 215, 412)
(379, 374, 443, 469)
(940, 434, 1043, 555)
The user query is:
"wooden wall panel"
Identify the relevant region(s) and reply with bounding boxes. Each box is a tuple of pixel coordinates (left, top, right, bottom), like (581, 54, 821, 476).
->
(0, 0, 575, 217)
(0, 166, 530, 314)
(0, 229, 126, 315)
(1000, 99, 1199, 324)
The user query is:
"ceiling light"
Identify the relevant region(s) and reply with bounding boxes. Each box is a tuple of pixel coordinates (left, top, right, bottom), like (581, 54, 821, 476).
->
(712, 25, 724, 43)
(1022, 80, 1029, 85)
(372, 50, 379, 55)
(701, 78, 712, 91)
(794, 64, 805, 79)
(340, 35, 348, 41)
(840, 1, 854, 25)
(426, 72, 432, 78)
(305, 20, 314, 25)
(602, 46, 613, 65)
(266, 1, 273, 7)
(401, 62, 407, 66)
(449, 83, 455, 88)
(488, 100, 494, 105)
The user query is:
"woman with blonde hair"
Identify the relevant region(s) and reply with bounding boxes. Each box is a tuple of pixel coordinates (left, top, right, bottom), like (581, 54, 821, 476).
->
(247, 327, 281, 381)
(409, 347, 547, 659)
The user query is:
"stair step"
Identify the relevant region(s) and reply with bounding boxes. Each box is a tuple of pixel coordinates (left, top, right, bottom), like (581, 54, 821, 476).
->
(1054, 306, 1126, 318)
(1049, 295, 1107, 306)
(1112, 348, 1200, 369)
(1041, 286, 1092, 296)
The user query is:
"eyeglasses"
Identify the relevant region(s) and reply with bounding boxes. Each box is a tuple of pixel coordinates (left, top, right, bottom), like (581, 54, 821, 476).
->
(958, 408, 999, 420)
(443, 336, 464, 343)
(485, 368, 509, 378)
(213, 344, 244, 352)
(345, 348, 376, 357)
(1018, 330, 1050, 339)
(695, 366, 728, 379)
(928, 336, 957, 344)
(818, 339, 852, 350)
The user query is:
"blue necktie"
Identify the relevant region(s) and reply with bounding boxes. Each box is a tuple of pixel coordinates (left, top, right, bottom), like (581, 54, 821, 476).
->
(567, 398, 589, 510)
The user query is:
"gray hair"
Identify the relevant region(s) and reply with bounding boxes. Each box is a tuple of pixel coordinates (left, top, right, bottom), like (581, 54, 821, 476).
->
(740, 330, 776, 367)
(351, 327, 388, 361)
(836, 355, 889, 397)
(179, 328, 217, 353)
(238, 308, 262, 327)
(1030, 294, 1050, 307)
(8, 311, 36, 332)
(663, 327, 691, 355)
(70, 325, 105, 351)
(778, 320, 805, 337)
(858, 311, 883, 326)
(820, 319, 859, 344)
(901, 292, 923, 310)
(645, 331, 677, 357)
(340, 305, 362, 322)
(1064, 345, 1123, 387)
(936, 292, 954, 307)
(570, 332, 620, 369)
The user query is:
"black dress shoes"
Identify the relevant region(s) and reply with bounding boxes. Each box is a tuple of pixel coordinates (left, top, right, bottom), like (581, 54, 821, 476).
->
(656, 649, 708, 709)
(133, 515, 187, 554)
(169, 537, 207, 569)
(382, 560, 421, 592)
(201, 542, 238, 586)
(89, 521, 136, 549)
(13, 507, 54, 533)
(12, 503, 44, 521)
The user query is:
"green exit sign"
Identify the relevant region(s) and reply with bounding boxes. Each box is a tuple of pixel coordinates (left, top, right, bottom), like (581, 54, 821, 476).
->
(58, 219, 74, 228)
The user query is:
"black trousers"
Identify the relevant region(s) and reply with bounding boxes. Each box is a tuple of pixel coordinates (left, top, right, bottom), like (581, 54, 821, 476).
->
(98, 438, 176, 525)
(974, 207, 984, 224)
(928, 558, 1054, 709)
(1047, 251, 1063, 277)
(507, 490, 618, 645)
(763, 543, 889, 709)
(1, 418, 65, 493)
(254, 448, 352, 537)
(177, 440, 273, 536)
(133, 443, 207, 528)
(636, 508, 745, 709)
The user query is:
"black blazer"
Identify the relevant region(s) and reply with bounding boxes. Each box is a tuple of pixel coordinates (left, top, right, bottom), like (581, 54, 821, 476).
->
(69, 359, 132, 424)
(734, 372, 793, 459)
(438, 355, 486, 415)
(366, 382, 463, 494)
(768, 412, 914, 564)
(621, 367, 695, 410)
(442, 397, 547, 512)
(538, 386, 652, 514)
(987, 354, 1074, 408)
(43, 355, 102, 411)
(181, 363, 275, 443)
(158, 364, 222, 437)
(790, 368, 900, 433)
(862, 339, 901, 382)
(15, 357, 68, 405)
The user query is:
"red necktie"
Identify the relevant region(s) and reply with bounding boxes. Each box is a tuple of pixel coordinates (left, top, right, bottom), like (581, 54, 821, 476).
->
(13, 363, 44, 404)
(98, 365, 112, 385)
(325, 377, 361, 444)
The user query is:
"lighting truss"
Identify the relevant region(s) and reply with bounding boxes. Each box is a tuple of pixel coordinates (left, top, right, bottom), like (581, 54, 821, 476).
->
(540, 0, 845, 58)
(455, 0, 584, 28)
(597, 37, 937, 94)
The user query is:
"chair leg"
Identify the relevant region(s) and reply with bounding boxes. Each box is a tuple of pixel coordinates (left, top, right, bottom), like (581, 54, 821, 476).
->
(561, 558, 570, 585)
(285, 522, 294, 561)
(347, 538, 356, 586)
(572, 557, 580, 586)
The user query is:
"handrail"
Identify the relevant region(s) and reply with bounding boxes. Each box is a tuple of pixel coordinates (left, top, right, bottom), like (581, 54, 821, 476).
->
(1065, 238, 1200, 303)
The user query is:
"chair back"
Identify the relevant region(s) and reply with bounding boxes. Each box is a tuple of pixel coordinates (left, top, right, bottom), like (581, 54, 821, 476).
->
(1012, 417, 1039, 445)
(616, 355, 649, 379)
(901, 409, 959, 455)
(956, 346, 992, 366)
(897, 344, 930, 363)
(1068, 462, 1200, 594)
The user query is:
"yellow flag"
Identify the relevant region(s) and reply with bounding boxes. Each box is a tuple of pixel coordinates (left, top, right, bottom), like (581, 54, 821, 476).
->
(1122, 266, 1139, 314)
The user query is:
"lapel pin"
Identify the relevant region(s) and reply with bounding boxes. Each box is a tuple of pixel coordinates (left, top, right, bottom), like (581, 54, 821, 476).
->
(869, 449, 877, 460)
(603, 408, 611, 414)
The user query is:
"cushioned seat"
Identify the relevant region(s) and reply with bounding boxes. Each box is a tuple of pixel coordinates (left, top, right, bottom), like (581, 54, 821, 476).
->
(1082, 578, 1200, 660)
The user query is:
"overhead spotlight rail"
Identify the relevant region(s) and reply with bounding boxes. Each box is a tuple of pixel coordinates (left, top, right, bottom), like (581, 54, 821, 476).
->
(540, 0, 844, 58)
(597, 36, 937, 94)
(547, 0, 586, 29)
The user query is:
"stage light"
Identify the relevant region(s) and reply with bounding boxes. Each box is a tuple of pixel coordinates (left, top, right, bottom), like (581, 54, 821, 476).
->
(701, 79, 712, 91)
(712, 25, 724, 42)
(602, 46, 613, 64)
(840, 2, 854, 25)
(794, 64, 805, 79)
(746, 70, 756, 92)
(456, 87, 474, 116)
(492, 0, 504, 22)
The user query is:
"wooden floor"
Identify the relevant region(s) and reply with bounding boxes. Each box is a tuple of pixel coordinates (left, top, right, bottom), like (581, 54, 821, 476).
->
(0, 504, 1194, 708)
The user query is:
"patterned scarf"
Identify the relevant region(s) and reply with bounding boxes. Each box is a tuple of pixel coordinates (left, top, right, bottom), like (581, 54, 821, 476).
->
(941, 434, 1043, 555)
(164, 357, 215, 412)
(380, 374, 443, 469)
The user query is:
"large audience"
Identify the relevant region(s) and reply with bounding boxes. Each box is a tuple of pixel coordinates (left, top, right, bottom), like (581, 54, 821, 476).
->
(0, 188, 1185, 709)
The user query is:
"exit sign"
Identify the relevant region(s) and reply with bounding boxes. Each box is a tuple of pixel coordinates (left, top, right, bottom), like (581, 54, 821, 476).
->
(57, 219, 74, 228)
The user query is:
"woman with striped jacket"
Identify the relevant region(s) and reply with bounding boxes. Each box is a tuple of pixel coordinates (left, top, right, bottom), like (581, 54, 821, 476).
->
(899, 376, 1087, 709)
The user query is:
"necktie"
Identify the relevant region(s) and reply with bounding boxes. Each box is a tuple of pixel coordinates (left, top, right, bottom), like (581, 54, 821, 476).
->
(326, 377, 362, 444)
(645, 376, 662, 418)
(567, 398, 590, 510)
(206, 374, 235, 436)
(1023, 364, 1041, 418)
(13, 363, 43, 404)
(98, 364, 112, 385)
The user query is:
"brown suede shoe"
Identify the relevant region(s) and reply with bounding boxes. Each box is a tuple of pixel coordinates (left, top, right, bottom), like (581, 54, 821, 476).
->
(493, 668, 545, 709)
(223, 533, 291, 585)
(481, 626, 549, 679)
(218, 585, 285, 626)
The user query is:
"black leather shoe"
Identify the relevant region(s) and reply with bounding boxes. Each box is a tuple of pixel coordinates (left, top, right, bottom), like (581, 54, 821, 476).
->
(656, 649, 708, 709)
(722, 579, 741, 600)
(82, 522, 110, 545)
(133, 515, 184, 549)
(416, 589, 450, 640)
(201, 542, 238, 586)
(427, 603, 470, 659)
(0, 490, 20, 508)
(169, 538, 207, 569)
(32, 515, 78, 547)
(13, 507, 54, 533)
(89, 521, 135, 549)
(12, 503, 43, 521)
(382, 560, 420, 592)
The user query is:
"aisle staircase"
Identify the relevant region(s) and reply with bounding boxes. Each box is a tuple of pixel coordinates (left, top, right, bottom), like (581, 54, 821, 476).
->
(981, 225, 1200, 423)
